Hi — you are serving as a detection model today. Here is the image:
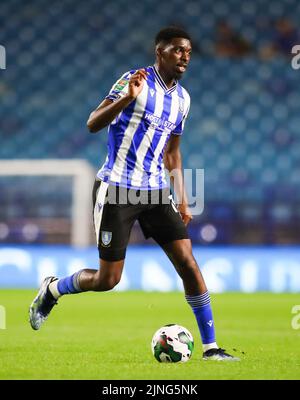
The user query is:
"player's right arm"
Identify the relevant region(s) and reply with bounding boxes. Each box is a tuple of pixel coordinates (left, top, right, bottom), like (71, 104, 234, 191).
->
(87, 69, 148, 133)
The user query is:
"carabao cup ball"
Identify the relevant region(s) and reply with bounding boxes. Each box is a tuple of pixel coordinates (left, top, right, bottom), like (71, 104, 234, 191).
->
(151, 324, 194, 362)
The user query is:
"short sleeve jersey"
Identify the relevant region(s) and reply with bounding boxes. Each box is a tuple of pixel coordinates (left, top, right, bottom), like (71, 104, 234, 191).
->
(97, 65, 190, 190)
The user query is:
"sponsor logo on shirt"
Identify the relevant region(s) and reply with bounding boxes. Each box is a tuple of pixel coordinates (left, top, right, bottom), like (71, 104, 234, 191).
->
(144, 113, 176, 131)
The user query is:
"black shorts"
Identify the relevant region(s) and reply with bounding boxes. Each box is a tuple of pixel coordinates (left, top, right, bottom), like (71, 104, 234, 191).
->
(92, 180, 189, 261)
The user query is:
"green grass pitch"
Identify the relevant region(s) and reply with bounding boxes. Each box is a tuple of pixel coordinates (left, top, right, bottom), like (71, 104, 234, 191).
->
(0, 290, 299, 380)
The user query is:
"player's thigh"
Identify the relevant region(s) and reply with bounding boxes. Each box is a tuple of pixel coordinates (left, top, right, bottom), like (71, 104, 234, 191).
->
(139, 202, 189, 246)
(93, 180, 138, 261)
(98, 203, 137, 261)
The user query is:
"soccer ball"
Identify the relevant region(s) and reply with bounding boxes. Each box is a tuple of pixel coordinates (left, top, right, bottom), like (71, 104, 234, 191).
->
(151, 324, 194, 363)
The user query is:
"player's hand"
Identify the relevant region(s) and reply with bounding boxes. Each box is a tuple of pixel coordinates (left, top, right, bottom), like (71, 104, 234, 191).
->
(127, 69, 148, 99)
(177, 203, 193, 226)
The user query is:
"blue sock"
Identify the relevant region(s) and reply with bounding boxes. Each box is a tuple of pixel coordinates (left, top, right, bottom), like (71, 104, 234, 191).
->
(57, 270, 83, 295)
(185, 292, 216, 345)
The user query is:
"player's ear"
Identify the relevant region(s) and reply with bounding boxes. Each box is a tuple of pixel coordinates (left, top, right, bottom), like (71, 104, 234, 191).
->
(155, 44, 163, 59)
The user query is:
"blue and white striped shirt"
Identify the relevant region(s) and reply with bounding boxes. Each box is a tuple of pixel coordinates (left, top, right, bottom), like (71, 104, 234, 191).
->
(97, 65, 190, 190)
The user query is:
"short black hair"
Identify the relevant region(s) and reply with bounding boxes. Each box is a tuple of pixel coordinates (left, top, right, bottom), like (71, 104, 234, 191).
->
(155, 26, 192, 46)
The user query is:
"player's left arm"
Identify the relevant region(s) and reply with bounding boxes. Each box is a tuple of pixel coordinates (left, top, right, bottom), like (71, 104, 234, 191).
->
(164, 134, 192, 226)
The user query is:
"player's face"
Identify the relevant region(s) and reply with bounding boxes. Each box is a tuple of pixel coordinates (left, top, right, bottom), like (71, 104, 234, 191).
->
(158, 38, 192, 80)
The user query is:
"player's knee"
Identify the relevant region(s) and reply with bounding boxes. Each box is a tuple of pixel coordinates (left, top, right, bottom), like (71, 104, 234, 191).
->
(93, 275, 121, 292)
(177, 253, 198, 270)
(185, 259, 199, 275)
(176, 255, 199, 278)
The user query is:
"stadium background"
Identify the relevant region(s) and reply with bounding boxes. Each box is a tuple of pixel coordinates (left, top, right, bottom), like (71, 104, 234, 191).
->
(1, 0, 299, 292)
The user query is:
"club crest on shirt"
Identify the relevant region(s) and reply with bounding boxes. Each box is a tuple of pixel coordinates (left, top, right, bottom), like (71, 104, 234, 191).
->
(150, 88, 155, 97)
(101, 231, 112, 246)
(179, 97, 184, 113)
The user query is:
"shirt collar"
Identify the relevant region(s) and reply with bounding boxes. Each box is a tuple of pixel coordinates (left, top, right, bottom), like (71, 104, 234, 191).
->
(152, 65, 178, 94)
